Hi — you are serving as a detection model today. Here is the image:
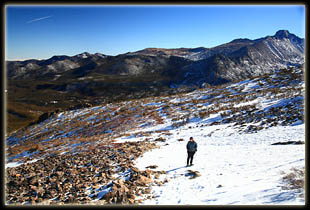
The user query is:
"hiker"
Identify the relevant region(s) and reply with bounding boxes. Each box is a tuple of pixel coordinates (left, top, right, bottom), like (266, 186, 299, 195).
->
(186, 137, 197, 166)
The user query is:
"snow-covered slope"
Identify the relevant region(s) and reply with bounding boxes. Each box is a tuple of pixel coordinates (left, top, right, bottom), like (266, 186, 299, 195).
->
(133, 117, 304, 205)
(5, 66, 305, 205)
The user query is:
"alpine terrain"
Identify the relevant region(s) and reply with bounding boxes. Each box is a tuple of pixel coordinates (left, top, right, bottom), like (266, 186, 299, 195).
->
(5, 30, 305, 205)
(6, 30, 304, 133)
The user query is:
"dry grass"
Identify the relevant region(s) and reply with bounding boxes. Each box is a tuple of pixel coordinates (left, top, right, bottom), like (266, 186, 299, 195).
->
(281, 167, 304, 194)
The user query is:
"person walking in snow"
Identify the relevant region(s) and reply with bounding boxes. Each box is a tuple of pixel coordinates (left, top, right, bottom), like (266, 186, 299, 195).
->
(186, 137, 197, 166)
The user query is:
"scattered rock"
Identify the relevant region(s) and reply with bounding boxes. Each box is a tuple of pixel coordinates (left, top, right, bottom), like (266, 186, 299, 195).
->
(146, 165, 158, 169)
(136, 175, 152, 186)
(271, 140, 304, 145)
(185, 170, 201, 179)
(154, 137, 166, 142)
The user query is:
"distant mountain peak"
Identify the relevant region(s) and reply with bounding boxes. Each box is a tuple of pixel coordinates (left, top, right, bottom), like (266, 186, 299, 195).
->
(94, 52, 105, 56)
(230, 38, 252, 43)
(274, 30, 291, 39)
(76, 52, 91, 58)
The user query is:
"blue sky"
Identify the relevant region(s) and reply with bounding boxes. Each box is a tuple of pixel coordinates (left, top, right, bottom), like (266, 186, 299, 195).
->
(5, 5, 305, 60)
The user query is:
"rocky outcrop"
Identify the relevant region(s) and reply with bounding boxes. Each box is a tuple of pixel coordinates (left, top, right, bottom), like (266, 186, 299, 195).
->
(27, 112, 55, 127)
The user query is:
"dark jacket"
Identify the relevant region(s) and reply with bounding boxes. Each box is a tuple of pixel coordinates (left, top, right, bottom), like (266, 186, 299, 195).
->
(187, 141, 197, 152)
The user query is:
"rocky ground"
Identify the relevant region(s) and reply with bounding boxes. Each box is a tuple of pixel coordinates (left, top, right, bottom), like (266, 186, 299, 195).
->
(6, 140, 170, 205)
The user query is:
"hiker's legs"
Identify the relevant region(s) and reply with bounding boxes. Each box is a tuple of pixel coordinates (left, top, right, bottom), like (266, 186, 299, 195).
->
(187, 152, 191, 165)
(187, 152, 195, 165)
(190, 152, 195, 165)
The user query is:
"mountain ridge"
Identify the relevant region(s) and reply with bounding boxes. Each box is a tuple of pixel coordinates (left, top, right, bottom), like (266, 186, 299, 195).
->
(6, 29, 305, 133)
(7, 30, 304, 80)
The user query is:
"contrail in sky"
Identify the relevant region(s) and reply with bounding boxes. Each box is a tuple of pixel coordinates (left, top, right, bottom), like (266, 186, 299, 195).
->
(27, 15, 52, 23)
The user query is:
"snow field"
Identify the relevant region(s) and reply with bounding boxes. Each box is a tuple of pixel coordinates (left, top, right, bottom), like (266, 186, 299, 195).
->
(134, 123, 305, 205)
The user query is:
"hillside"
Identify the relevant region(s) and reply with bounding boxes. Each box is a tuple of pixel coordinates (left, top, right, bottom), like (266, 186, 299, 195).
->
(5, 65, 305, 205)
